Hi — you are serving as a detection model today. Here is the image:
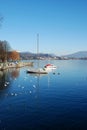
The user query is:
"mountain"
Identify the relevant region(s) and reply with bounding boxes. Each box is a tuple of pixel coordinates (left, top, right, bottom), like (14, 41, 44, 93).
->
(19, 52, 56, 60)
(19, 51, 87, 60)
(62, 51, 87, 58)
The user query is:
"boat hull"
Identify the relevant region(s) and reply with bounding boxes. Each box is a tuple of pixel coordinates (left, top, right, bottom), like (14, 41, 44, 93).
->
(27, 69, 48, 74)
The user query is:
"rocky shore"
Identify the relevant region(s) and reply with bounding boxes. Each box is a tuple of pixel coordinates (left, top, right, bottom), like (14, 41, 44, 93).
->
(0, 61, 33, 71)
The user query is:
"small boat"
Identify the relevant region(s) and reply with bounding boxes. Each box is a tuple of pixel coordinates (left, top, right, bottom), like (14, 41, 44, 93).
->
(27, 34, 48, 75)
(44, 64, 57, 70)
(27, 68, 48, 74)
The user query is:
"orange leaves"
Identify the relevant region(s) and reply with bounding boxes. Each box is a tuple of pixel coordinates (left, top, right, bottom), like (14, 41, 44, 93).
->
(8, 51, 20, 61)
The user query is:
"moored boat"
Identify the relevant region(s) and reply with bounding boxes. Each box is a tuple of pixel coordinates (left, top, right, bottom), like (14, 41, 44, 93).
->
(27, 34, 49, 75)
(44, 64, 57, 70)
(27, 68, 48, 74)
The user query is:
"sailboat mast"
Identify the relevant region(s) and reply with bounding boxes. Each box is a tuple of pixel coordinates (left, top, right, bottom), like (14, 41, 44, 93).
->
(37, 33, 39, 68)
(37, 33, 39, 57)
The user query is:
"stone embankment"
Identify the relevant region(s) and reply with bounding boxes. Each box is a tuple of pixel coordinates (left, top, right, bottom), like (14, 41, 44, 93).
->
(0, 61, 33, 71)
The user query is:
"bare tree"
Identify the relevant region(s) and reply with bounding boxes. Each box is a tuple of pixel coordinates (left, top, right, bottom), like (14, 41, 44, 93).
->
(0, 40, 12, 62)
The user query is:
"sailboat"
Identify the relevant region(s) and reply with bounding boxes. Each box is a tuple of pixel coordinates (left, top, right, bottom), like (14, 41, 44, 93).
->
(27, 34, 48, 74)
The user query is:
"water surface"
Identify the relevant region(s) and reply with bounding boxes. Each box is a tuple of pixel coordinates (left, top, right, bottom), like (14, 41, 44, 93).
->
(0, 60, 87, 130)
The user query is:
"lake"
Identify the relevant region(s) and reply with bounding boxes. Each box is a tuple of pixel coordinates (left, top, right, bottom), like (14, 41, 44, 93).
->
(0, 60, 87, 130)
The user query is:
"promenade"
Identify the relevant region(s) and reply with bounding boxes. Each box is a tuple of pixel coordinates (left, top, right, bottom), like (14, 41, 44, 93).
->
(0, 61, 33, 71)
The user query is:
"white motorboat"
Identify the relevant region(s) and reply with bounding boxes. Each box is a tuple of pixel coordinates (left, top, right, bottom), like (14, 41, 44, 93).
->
(44, 64, 57, 70)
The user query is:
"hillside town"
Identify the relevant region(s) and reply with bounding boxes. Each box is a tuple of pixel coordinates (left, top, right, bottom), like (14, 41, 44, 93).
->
(0, 40, 87, 71)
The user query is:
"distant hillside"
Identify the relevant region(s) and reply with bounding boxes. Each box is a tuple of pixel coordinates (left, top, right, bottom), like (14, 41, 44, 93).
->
(19, 52, 56, 60)
(19, 51, 87, 60)
(63, 51, 87, 58)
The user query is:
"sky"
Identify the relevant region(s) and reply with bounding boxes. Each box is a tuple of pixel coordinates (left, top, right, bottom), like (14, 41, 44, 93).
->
(0, 0, 87, 56)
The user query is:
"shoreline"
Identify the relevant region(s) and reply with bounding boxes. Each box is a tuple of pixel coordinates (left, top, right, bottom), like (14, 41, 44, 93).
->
(0, 61, 33, 71)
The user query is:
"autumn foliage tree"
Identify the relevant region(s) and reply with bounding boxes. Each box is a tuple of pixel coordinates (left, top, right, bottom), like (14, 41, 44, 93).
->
(8, 51, 20, 61)
(0, 41, 20, 62)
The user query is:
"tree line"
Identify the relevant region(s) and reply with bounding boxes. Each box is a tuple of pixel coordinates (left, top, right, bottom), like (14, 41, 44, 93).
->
(0, 40, 20, 62)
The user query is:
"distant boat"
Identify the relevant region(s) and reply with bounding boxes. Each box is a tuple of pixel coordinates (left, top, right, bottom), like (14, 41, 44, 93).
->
(44, 64, 57, 70)
(27, 34, 48, 74)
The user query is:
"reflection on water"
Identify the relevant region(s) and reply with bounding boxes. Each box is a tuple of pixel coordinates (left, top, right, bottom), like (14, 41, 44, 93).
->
(0, 70, 10, 90)
(0, 68, 20, 98)
(10, 68, 20, 79)
(0, 60, 87, 130)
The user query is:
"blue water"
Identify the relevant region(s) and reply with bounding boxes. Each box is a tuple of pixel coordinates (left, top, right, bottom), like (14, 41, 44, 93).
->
(0, 60, 87, 130)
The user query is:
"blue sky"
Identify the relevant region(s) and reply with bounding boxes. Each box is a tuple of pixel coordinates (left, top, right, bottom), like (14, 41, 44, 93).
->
(0, 0, 87, 56)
